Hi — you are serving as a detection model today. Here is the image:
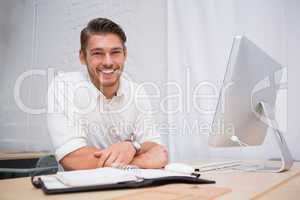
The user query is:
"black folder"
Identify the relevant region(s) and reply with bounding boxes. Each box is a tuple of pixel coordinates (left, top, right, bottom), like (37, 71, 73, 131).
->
(31, 168, 215, 194)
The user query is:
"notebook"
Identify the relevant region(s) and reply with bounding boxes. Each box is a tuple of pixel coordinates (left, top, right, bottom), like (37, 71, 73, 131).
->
(33, 166, 215, 194)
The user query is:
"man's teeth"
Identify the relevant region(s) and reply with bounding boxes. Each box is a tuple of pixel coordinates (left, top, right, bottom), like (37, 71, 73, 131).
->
(100, 69, 115, 74)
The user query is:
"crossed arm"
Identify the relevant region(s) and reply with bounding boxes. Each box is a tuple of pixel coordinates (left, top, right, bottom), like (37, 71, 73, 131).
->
(60, 141, 169, 171)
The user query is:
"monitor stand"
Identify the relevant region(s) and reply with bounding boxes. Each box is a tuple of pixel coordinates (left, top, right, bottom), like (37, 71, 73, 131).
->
(250, 101, 294, 172)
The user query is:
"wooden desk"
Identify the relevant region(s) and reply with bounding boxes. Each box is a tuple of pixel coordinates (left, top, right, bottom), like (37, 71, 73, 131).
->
(0, 161, 299, 200)
(199, 161, 300, 200)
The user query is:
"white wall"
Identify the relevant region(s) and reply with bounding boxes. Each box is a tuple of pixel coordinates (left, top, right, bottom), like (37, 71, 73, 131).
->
(0, 0, 42, 151)
(287, 0, 300, 160)
(167, 0, 299, 161)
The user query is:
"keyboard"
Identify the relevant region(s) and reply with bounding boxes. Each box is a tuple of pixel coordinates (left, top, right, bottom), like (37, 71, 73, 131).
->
(197, 160, 242, 172)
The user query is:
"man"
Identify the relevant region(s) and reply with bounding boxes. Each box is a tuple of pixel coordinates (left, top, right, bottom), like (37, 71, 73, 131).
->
(47, 18, 168, 170)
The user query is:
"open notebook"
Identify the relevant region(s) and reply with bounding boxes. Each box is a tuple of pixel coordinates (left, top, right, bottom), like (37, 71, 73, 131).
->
(33, 167, 215, 194)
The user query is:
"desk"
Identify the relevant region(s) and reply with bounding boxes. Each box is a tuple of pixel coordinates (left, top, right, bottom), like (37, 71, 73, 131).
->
(200, 161, 300, 200)
(0, 161, 299, 200)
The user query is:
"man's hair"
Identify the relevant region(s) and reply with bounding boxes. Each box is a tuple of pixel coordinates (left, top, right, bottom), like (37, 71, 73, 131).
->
(80, 18, 127, 53)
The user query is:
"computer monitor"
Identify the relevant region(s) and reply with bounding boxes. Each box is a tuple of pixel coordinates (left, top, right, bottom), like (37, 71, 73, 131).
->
(209, 36, 293, 172)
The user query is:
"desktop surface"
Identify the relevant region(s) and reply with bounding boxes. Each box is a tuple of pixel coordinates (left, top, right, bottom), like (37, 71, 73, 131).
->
(0, 160, 299, 200)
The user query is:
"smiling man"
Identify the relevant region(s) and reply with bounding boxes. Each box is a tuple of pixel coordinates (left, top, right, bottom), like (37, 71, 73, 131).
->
(47, 18, 168, 170)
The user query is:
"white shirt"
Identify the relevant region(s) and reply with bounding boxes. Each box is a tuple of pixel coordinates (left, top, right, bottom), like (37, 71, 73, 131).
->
(47, 71, 161, 161)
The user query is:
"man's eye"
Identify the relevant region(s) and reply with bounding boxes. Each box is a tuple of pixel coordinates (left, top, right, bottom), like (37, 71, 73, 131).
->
(112, 51, 122, 54)
(92, 52, 103, 56)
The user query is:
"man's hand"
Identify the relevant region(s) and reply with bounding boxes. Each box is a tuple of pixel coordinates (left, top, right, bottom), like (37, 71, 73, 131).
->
(130, 142, 168, 169)
(94, 141, 136, 167)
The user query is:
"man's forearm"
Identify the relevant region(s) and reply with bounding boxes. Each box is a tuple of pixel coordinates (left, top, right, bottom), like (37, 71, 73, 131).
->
(59, 143, 168, 170)
(130, 142, 168, 169)
(59, 147, 101, 170)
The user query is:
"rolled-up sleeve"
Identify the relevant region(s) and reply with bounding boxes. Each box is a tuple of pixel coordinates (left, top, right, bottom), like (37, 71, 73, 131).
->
(47, 76, 87, 161)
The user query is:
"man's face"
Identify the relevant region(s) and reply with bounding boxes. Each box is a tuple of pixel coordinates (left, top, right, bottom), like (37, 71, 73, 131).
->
(80, 33, 126, 88)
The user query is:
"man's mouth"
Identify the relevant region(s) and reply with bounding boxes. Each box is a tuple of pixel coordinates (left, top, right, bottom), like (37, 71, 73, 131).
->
(97, 68, 117, 75)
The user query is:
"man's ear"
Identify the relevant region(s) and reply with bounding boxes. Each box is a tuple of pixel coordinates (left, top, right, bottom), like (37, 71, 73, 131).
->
(123, 46, 127, 59)
(79, 50, 87, 65)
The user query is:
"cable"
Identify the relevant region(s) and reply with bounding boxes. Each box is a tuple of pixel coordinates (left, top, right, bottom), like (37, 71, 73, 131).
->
(229, 135, 268, 172)
(230, 135, 249, 147)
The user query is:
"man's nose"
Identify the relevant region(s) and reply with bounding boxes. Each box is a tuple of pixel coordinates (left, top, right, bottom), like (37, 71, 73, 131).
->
(103, 53, 113, 67)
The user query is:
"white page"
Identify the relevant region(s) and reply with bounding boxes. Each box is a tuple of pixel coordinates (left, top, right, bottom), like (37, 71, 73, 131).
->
(40, 175, 69, 189)
(125, 168, 193, 179)
(54, 168, 138, 187)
